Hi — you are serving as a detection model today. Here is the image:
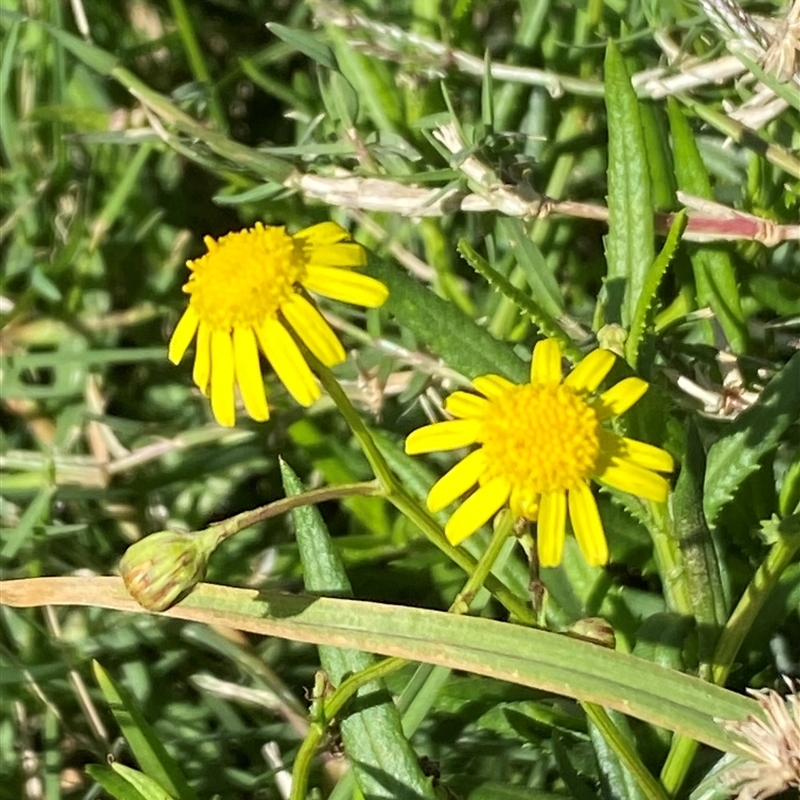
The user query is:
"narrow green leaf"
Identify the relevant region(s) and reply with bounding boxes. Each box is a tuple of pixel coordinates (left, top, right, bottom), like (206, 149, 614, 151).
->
(481, 50, 494, 131)
(589, 714, 650, 800)
(265, 22, 336, 70)
(779, 459, 800, 517)
(280, 461, 436, 800)
(37, 20, 118, 75)
(85, 765, 148, 800)
(91, 143, 154, 248)
(603, 39, 654, 327)
(0, 484, 56, 559)
(704, 353, 800, 525)
(212, 182, 287, 205)
(366, 257, 528, 382)
(667, 99, 748, 352)
(625, 209, 687, 370)
(456, 241, 581, 361)
(638, 100, 677, 212)
(671, 422, 727, 665)
(4, 577, 758, 755)
(497, 218, 564, 317)
(328, 28, 400, 134)
(92, 661, 199, 800)
(110, 764, 175, 800)
(167, 0, 226, 131)
(552, 733, 598, 800)
(319, 68, 359, 130)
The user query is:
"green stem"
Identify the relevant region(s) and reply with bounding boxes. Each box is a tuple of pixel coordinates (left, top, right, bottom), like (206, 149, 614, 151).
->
(451, 512, 514, 614)
(324, 657, 408, 721)
(711, 533, 800, 685)
(488, 106, 585, 339)
(647, 501, 694, 617)
(659, 734, 700, 799)
(659, 533, 800, 796)
(295, 516, 520, 794)
(289, 719, 326, 800)
(167, 0, 227, 132)
(584, 703, 670, 800)
(208, 481, 380, 543)
(311, 356, 537, 625)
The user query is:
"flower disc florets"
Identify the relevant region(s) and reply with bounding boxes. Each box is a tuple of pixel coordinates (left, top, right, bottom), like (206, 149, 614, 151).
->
(185, 225, 304, 330)
(479, 384, 600, 495)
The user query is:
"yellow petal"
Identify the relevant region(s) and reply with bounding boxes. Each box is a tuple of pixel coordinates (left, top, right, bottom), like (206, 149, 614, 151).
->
(405, 419, 481, 454)
(568, 482, 608, 565)
(444, 391, 490, 419)
(530, 339, 563, 385)
(538, 490, 567, 567)
(192, 322, 211, 395)
(564, 348, 616, 393)
(595, 458, 671, 503)
(282, 293, 345, 367)
(618, 437, 674, 473)
(256, 318, 320, 407)
(472, 374, 516, 399)
(427, 450, 486, 513)
(233, 327, 269, 422)
(305, 243, 367, 268)
(168, 306, 199, 365)
(303, 266, 388, 307)
(444, 478, 510, 545)
(295, 221, 351, 246)
(594, 377, 648, 420)
(210, 329, 236, 427)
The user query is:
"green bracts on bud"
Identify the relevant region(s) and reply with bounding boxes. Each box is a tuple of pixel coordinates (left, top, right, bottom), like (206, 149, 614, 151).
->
(119, 528, 221, 611)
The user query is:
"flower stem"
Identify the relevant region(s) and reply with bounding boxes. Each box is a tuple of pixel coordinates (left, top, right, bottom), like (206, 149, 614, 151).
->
(647, 500, 694, 617)
(207, 481, 381, 544)
(311, 356, 537, 625)
(659, 530, 800, 796)
(711, 531, 800, 685)
(290, 517, 520, 798)
(451, 512, 514, 614)
(584, 703, 670, 800)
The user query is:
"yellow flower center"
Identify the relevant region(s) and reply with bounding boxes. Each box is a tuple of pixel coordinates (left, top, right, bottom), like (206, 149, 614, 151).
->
(479, 384, 600, 494)
(183, 223, 305, 330)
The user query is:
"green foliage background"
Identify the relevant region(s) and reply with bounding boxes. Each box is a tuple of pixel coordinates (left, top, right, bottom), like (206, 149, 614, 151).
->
(1, 1, 799, 799)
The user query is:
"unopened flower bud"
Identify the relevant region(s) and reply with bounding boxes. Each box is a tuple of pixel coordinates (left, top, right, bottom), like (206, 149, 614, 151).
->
(119, 528, 220, 611)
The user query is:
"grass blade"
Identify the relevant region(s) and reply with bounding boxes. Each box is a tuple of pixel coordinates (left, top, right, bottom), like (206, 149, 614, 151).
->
(92, 661, 199, 800)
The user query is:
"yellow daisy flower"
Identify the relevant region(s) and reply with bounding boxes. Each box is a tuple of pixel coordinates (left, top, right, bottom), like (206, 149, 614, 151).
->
(168, 222, 388, 427)
(405, 339, 674, 567)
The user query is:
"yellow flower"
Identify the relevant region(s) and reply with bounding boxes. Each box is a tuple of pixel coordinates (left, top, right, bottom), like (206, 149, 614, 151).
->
(168, 222, 388, 427)
(405, 339, 673, 566)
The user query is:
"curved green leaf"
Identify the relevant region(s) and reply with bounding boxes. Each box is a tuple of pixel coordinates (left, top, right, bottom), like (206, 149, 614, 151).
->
(2, 577, 757, 755)
(110, 764, 175, 800)
(85, 765, 148, 800)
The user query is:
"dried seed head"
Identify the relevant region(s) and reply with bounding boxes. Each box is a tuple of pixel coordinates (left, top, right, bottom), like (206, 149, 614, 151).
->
(721, 678, 800, 800)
